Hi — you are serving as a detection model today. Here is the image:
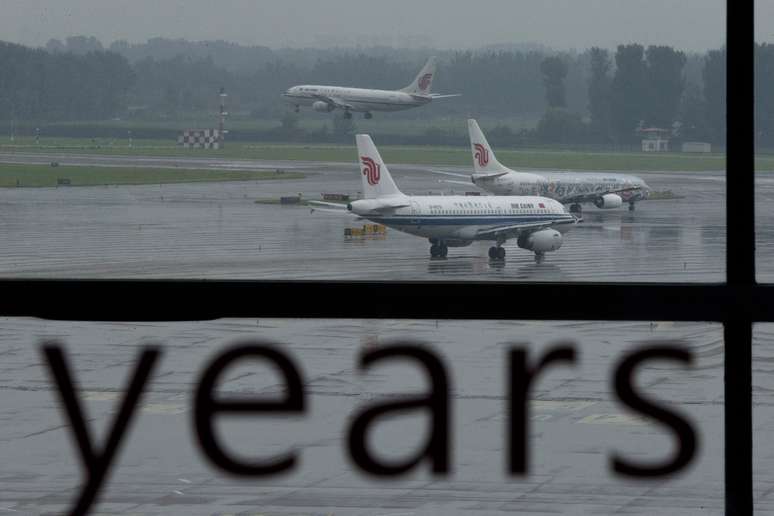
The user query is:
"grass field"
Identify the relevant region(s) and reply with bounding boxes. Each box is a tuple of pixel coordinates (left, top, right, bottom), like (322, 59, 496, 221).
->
(0, 163, 306, 188)
(0, 136, 767, 172)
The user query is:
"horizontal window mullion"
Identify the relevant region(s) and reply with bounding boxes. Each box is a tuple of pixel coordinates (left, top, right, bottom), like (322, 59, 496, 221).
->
(0, 281, 769, 322)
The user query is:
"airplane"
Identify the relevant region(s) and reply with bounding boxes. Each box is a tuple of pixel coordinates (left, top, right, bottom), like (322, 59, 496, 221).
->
(434, 119, 651, 214)
(311, 134, 580, 262)
(281, 56, 460, 119)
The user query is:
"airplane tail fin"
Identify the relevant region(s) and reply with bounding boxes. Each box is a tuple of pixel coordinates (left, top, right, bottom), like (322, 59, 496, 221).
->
(400, 56, 437, 95)
(355, 134, 403, 199)
(467, 119, 510, 175)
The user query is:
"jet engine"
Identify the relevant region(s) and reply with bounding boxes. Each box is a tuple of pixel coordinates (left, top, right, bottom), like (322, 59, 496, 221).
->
(312, 101, 335, 112)
(593, 193, 623, 209)
(517, 229, 563, 252)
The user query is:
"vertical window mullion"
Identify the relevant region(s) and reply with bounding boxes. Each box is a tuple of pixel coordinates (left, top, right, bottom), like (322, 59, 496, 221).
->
(724, 0, 754, 514)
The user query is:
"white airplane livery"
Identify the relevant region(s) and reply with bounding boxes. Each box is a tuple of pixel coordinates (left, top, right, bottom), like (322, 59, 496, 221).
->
(282, 57, 459, 119)
(439, 119, 651, 213)
(313, 134, 580, 262)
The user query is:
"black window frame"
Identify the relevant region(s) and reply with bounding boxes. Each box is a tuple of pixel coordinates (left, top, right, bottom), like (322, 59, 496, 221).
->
(0, 3, 757, 514)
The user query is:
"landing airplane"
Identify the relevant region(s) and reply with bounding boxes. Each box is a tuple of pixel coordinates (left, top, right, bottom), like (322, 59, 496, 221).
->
(436, 119, 651, 214)
(311, 134, 579, 262)
(282, 57, 460, 119)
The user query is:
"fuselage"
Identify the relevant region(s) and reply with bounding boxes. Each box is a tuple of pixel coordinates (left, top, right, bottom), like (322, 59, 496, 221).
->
(349, 195, 574, 242)
(282, 85, 430, 113)
(473, 171, 650, 203)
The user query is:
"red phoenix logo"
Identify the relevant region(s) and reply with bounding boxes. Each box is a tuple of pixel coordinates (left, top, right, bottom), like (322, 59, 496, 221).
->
(473, 143, 489, 167)
(418, 73, 432, 91)
(361, 156, 381, 186)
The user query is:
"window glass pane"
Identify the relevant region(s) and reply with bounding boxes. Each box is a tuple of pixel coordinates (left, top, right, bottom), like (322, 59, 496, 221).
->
(0, 2, 725, 282)
(756, 3, 774, 281)
(755, 323, 774, 511)
(0, 318, 723, 514)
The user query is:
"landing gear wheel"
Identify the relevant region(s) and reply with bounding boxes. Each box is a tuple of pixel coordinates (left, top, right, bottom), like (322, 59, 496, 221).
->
(628, 202, 636, 211)
(294, 105, 300, 113)
(489, 246, 505, 260)
(570, 203, 582, 214)
(364, 112, 373, 119)
(343, 111, 353, 119)
(430, 244, 440, 258)
(439, 245, 448, 258)
(534, 252, 545, 263)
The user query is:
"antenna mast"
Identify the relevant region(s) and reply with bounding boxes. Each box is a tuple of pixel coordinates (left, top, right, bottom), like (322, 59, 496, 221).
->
(218, 87, 228, 147)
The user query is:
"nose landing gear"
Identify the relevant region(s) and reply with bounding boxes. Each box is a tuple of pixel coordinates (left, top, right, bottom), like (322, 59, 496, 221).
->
(628, 202, 636, 211)
(343, 111, 353, 119)
(534, 251, 545, 263)
(430, 243, 448, 258)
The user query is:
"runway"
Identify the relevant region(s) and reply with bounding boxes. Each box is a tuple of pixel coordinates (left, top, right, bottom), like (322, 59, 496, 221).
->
(0, 154, 755, 281)
(0, 151, 330, 172)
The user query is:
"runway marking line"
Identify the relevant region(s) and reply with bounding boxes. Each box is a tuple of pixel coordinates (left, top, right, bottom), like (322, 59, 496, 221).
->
(141, 403, 187, 415)
(532, 400, 596, 411)
(578, 413, 650, 426)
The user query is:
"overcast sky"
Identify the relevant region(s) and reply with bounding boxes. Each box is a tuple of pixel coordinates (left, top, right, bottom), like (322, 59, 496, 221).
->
(2, 0, 767, 52)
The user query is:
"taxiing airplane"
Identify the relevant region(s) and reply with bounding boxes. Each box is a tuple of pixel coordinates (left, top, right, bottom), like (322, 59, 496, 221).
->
(311, 134, 580, 262)
(436, 119, 651, 214)
(282, 57, 460, 119)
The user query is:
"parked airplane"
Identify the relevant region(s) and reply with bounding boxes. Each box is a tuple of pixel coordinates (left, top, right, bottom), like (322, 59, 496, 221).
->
(436, 119, 650, 214)
(311, 134, 580, 262)
(282, 57, 459, 119)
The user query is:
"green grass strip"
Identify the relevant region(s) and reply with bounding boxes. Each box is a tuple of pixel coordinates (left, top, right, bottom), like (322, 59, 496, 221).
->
(1, 137, 767, 172)
(0, 163, 306, 188)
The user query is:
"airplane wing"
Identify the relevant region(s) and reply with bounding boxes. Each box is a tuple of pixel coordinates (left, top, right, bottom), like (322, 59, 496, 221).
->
(427, 167, 508, 181)
(561, 186, 644, 204)
(472, 171, 509, 179)
(310, 207, 357, 216)
(314, 198, 410, 215)
(308, 205, 363, 220)
(373, 202, 411, 211)
(308, 200, 348, 208)
(308, 200, 350, 214)
(425, 168, 468, 178)
(439, 179, 479, 187)
(475, 216, 581, 240)
(409, 93, 461, 102)
(311, 94, 354, 110)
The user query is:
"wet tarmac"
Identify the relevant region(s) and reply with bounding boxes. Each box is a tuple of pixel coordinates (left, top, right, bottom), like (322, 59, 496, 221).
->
(0, 156, 749, 281)
(1, 156, 772, 513)
(0, 317, 731, 515)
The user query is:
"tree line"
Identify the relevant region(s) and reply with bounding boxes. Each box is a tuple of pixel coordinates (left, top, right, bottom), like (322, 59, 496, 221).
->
(0, 41, 134, 121)
(535, 44, 726, 145)
(2, 37, 772, 147)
